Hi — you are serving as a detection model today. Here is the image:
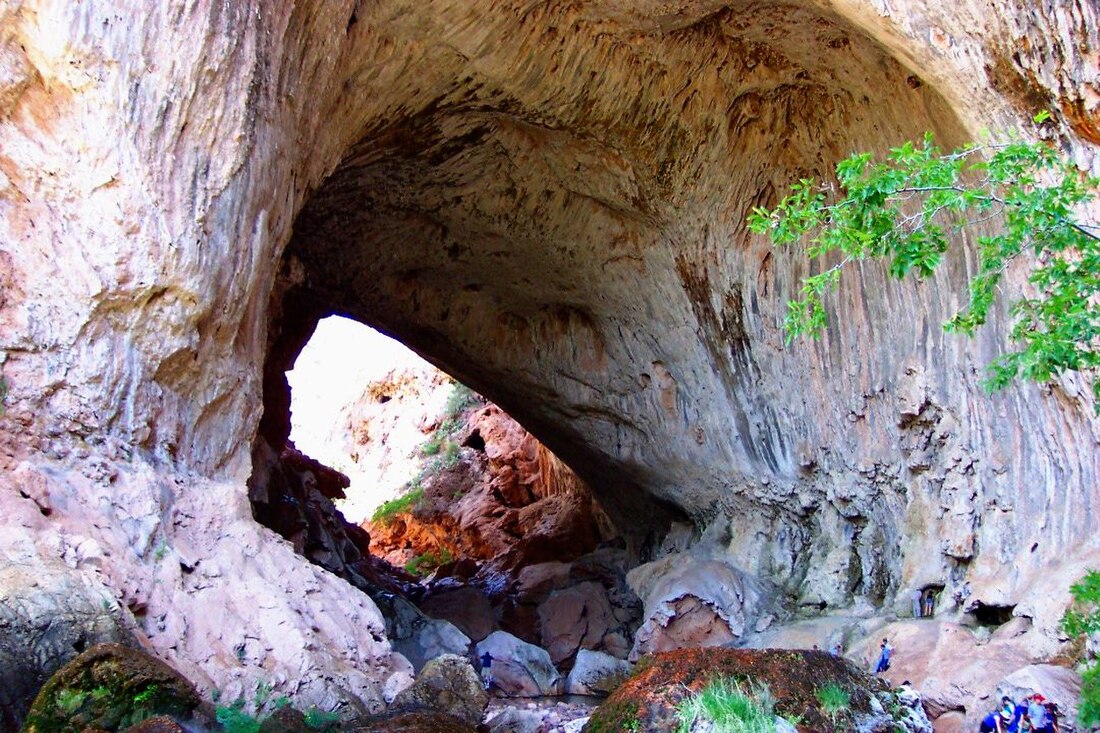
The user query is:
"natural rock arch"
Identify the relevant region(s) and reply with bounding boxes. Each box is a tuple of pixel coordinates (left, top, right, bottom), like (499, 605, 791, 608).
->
(0, 0, 1098, 716)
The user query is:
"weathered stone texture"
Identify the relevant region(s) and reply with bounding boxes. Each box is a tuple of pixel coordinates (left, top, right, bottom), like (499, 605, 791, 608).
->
(0, 0, 1097, 710)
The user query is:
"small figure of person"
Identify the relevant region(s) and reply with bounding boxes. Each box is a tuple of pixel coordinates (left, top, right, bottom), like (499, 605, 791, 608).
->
(912, 589, 923, 618)
(479, 650, 494, 691)
(874, 638, 893, 673)
(896, 680, 921, 709)
(1027, 694, 1053, 733)
(923, 589, 935, 617)
(831, 642, 843, 657)
(979, 707, 1013, 733)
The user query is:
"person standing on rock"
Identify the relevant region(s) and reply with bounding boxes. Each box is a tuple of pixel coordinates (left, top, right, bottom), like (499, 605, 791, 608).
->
(912, 589, 923, 618)
(479, 650, 494, 691)
(874, 638, 893, 673)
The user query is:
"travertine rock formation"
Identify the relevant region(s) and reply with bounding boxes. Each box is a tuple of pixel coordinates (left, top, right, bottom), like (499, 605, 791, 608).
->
(1, 0, 1098, 716)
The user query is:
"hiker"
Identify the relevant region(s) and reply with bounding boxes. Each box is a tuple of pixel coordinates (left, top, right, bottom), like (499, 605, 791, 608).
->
(912, 589, 923, 618)
(896, 680, 920, 709)
(1027, 694, 1054, 733)
(831, 642, 843, 657)
(978, 711, 1004, 733)
(923, 589, 935, 617)
(874, 638, 893, 673)
(479, 650, 494, 690)
(998, 696, 1020, 732)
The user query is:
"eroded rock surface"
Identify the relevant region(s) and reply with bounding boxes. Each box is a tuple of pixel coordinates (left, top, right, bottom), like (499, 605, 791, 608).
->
(0, 0, 1098, 714)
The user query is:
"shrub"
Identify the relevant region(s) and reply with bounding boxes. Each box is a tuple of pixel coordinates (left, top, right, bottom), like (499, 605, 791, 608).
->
(370, 485, 424, 525)
(304, 706, 341, 730)
(215, 699, 261, 733)
(420, 436, 443, 456)
(1062, 570, 1100, 726)
(404, 547, 454, 577)
(815, 682, 850, 723)
(444, 382, 478, 418)
(675, 677, 776, 733)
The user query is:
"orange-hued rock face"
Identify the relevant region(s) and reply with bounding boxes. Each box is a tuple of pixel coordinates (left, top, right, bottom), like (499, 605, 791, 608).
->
(0, 0, 1098, 719)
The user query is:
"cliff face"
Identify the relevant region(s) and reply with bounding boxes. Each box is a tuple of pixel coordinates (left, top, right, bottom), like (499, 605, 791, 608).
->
(0, 0, 1098, 715)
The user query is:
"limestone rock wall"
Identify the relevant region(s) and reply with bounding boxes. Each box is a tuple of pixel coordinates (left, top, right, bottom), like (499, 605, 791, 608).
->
(0, 0, 1098, 707)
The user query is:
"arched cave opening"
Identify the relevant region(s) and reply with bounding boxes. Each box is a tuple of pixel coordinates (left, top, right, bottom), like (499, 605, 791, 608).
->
(246, 0, 975, 672)
(247, 310, 637, 670)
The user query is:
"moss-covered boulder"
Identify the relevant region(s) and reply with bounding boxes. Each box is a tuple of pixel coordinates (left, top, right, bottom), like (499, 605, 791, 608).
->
(586, 647, 902, 733)
(20, 643, 200, 733)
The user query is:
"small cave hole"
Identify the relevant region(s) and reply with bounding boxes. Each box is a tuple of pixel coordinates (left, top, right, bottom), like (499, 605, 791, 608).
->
(918, 583, 945, 617)
(377, 394, 392, 404)
(969, 602, 1016, 627)
(462, 429, 486, 452)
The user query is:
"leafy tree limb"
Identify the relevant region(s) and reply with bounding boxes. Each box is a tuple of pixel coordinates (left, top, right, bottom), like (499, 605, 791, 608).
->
(748, 113, 1100, 405)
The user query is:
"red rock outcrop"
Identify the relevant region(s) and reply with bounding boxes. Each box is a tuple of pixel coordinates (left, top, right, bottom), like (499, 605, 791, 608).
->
(365, 402, 605, 570)
(362, 391, 640, 664)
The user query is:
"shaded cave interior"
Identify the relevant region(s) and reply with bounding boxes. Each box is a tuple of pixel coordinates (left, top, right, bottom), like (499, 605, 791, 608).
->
(242, 0, 975, 662)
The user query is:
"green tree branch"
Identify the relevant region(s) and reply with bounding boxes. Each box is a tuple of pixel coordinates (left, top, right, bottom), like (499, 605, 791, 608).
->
(748, 117, 1100, 406)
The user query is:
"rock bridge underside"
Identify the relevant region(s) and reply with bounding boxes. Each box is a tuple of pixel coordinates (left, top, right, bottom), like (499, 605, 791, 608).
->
(0, 0, 1098, 721)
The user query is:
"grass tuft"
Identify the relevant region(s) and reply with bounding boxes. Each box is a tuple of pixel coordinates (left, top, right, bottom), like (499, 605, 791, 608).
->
(675, 677, 776, 733)
(370, 485, 424, 525)
(815, 681, 850, 723)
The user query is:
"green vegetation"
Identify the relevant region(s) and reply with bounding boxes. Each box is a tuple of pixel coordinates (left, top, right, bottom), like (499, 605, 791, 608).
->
(675, 677, 777, 733)
(304, 706, 341, 730)
(748, 112, 1100, 405)
(214, 698, 262, 733)
(368, 381, 483, 528)
(54, 689, 88, 717)
(32, 681, 166, 731)
(212, 680, 317, 733)
(815, 682, 850, 724)
(1062, 570, 1100, 727)
(370, 485, 424, 525)
(404, 547, 454, 577)
(444, 382, 478, 416)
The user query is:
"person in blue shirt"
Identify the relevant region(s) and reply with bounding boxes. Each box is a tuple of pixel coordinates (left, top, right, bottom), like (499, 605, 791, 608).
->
(874, 638, 893, 673)
(479, 650, 494, 690)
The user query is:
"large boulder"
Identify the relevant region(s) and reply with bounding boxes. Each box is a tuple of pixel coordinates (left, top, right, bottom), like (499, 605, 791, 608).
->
(627, 555, 770, 659)
(538, 581, 615, 665)
(375, 591, 472, 673)
(476, 631, 563, 697)
(565, 650, 634, 696)
(391, 654, 488, 728)
(20, 642, 201, 733)
(0, 558, 136, 732)
(419, 586, 498, 643)
(996, 664, 1082, 727)
(587, 648, 918, 733)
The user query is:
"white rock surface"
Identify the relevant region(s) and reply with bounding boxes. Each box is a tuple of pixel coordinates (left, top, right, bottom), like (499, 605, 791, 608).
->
(0, 0, 1097, 710)
(564, 649, 634, 695)
(476, 631, 563, 697)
